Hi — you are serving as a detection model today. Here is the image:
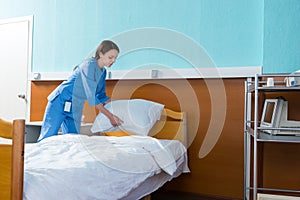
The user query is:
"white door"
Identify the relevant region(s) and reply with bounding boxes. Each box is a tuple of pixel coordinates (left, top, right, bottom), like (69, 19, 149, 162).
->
(0, 16, 32, 121)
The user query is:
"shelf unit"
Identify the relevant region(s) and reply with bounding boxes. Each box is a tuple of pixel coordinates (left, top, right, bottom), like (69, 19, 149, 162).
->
(244, 74, 300, 200)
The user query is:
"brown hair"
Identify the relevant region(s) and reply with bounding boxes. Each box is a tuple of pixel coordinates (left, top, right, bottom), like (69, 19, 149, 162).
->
(94, 40, 119, 60)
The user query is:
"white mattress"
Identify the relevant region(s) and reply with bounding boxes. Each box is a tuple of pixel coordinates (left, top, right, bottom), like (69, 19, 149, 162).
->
(23, 134, 189, 200)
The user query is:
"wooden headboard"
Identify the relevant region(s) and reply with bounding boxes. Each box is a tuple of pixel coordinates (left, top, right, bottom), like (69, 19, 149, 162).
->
(150, 108, 187, 147)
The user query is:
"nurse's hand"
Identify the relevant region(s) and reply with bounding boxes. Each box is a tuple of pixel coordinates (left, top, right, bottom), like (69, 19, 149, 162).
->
(110, 115, 124, 127)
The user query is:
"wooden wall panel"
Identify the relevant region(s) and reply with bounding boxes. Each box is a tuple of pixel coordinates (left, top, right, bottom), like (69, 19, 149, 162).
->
(162, 78, 245, 199)
(30, 81, 62, 121)
(29, 78, 300, 199)
(258, 92, 300, 194)
(30, 81, 96, 123)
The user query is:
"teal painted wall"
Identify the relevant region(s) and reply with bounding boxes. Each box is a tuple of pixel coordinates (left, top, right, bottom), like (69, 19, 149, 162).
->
(1, 0, 298, 74)
(263, 0, 300, 73)
(198, 0, 263, 67)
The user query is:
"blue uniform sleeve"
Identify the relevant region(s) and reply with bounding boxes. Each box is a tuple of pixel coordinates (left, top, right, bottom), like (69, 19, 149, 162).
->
(80, 65, 98, 106)
(80, 64, 109, 106)
(95, 70, 109, 105)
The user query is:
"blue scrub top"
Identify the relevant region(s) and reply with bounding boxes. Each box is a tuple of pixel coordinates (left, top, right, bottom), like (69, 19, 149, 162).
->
(48, 58, 109, 108)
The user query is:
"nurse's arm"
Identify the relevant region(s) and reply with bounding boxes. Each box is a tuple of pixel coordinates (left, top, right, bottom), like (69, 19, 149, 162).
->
(95, 104, 123, 126)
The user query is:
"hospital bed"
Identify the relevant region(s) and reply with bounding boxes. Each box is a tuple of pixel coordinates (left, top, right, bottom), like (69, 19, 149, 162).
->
(0, 108, 189, 200)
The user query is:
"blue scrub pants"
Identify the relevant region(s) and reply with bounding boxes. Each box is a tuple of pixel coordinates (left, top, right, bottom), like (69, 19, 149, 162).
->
(38, 95, 82, 142)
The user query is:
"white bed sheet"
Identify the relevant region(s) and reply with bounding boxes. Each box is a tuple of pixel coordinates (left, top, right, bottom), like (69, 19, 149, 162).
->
(23, 134, 189, 200)
(0, 136, 12, 145)
(122, 156, 188, 200)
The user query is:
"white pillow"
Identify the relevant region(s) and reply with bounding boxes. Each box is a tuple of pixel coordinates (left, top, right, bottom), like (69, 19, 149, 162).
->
(91, 99, 164, 136)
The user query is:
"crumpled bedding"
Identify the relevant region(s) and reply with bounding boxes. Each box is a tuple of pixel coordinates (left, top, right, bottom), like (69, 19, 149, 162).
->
(23, 134, 189, 200)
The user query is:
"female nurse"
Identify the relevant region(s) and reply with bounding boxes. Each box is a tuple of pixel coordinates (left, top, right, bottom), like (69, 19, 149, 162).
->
(38, 40, 123, 141)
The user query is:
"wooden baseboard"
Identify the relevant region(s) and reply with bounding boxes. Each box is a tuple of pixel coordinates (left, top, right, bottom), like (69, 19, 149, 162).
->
(151, 190, 240, 200)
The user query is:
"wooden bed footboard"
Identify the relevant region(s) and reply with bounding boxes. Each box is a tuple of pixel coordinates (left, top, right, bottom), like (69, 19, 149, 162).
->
(0, 144, 12, 199)
(0, 120, 25, 200)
